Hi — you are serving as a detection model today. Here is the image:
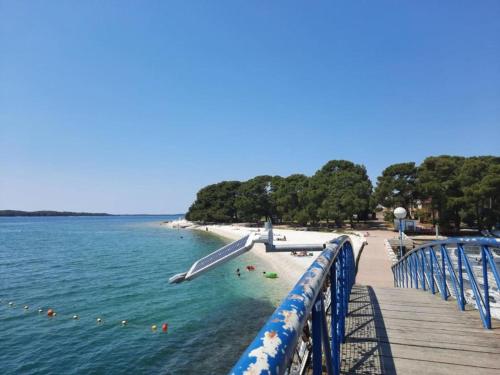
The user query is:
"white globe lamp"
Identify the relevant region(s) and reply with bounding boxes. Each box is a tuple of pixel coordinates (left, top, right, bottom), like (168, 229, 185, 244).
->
(394, 207, 407, 220)
(394, 207, 407, 259)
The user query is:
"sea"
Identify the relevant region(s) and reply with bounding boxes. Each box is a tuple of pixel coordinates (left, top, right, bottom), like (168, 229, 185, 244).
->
(0, 216, 289, 374)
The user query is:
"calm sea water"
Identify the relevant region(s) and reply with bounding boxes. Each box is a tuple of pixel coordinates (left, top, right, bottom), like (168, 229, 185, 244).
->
(0, 216, 289, 374)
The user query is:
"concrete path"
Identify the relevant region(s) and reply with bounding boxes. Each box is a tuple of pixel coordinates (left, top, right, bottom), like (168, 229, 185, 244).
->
(355, 230, 396, 288)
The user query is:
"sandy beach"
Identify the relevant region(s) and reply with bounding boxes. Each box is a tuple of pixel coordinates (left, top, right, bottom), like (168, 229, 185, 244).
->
(163, 220, 366, 288)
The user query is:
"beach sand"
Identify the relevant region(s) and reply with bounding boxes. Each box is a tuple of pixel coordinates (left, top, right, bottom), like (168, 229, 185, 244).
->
(188, 224, 366, 288)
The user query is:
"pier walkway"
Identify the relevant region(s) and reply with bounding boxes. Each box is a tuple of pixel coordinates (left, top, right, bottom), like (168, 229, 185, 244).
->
(232, 233, 500, 375)
(342, 230, 500, 374)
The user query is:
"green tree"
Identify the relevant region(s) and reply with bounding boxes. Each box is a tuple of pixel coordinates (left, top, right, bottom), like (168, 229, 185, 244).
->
(271, 174, 309, 223)
(234, 175, 274, 222)
(374, 162, 417, 215)
(458, 156, 500, 230)
(417, 156, 465, 230)
(186, 181, 241, 222)
(310, 160, 372, 226)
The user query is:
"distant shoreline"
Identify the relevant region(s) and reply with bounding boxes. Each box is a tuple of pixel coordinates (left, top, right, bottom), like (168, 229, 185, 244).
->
(0, 210, 111, 217)
(0, 210, 184, 217)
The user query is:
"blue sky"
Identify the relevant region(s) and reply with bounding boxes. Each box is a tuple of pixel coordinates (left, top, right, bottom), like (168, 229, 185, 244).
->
(1, 1, 499, 214)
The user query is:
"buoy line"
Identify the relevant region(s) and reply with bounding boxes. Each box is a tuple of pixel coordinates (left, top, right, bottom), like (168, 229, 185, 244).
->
(1, 300, 170, 333)
(1, 265, 267, 333)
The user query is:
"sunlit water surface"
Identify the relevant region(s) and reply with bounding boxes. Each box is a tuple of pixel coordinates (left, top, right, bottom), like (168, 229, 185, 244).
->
(0, 216, 288, 374)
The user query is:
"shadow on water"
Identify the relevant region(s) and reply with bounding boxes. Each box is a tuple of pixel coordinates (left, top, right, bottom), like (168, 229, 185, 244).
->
(342, 285, 396, 375)
(156, 296, 276, 375)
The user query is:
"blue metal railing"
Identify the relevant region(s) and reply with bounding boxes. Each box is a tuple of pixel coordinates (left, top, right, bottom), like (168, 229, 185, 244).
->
(230, 235, 355, 375)
(392, 237, 500, 329)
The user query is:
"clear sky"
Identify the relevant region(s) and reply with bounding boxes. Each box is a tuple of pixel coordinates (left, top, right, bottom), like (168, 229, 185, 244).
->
(1, 1, 499, 214)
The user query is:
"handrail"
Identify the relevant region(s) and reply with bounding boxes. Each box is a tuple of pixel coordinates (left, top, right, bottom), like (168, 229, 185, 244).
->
(230, 235, 355, 375)
(392, 236, 500, 329)
(393, 237, 500, 263)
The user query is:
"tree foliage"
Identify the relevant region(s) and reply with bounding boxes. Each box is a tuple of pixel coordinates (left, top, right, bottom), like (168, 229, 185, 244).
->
(235, 175, 274, 222)
(272, 174, 308, 223)
(310, 160, 372, 226)
(374, 156, 500, 230)
(186, 156, 499, 230)
(373, 162, 417, 215)
(185, 181, 241, 222)
(186, 160, 372, 227)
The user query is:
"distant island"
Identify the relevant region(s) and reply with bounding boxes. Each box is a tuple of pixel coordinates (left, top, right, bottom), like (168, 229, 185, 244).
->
(0, 210, 111, 217)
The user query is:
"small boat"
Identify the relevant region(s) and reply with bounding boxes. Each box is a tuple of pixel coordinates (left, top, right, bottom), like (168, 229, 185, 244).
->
(246, 265, 256, 271)
(265, 272, 278, 279)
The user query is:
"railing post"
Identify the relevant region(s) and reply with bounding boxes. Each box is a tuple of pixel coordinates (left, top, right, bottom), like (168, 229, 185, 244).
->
(421, 251, 426, 291)
(340, 250, 346, 342)
(485, 245, 500, 288)
(440, 245, 448, 300)
(312, 296, 323, 375)
(398, 263, 402, 288)
(408, 255, 415, 288)
(398, 263, 401, 288)
(481, 246, 492, 329)
(320, 298, 334, 375)
(405, 257, 409, 288)
(393, 265, 397, 287)
(414, 254, 419, 289)
(429, 247, 435, 294)
(409, 256, 413, 288)
(330, 261, 339, 375)
(457, 245, 465, 311)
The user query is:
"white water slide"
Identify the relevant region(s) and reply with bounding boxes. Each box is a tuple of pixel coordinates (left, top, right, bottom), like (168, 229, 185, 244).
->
(169, 222, 325, 284)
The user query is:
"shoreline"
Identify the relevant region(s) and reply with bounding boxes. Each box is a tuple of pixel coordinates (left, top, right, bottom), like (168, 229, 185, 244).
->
(162, 220, 366, 289)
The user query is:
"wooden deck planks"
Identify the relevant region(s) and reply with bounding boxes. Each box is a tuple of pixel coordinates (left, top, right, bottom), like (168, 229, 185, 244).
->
(341, 285, 500, 374)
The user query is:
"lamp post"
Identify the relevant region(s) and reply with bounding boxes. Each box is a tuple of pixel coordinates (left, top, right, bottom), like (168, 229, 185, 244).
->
(394, 207, 407, 259)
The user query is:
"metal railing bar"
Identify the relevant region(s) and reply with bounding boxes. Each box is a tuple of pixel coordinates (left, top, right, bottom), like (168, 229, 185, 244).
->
(441, 245, 463, 310)
(320, 297, 334, 375)
(230, 235, 354, 375)
(457, 248, 488, 327)
(481, 247, 491, 329)
(392, 237, 500, 266)
(312, 297, 323, 375)
(457, 245, 465, 310)
(484, 246, 500, 290)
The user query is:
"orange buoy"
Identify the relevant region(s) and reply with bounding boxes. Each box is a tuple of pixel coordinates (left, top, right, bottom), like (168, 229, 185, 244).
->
(47, 309, 54, 317)
(162, 323, 168, 333)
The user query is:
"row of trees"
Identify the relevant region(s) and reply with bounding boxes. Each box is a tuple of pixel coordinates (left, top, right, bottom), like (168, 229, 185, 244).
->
(186, 156, 499, 230)
(374, 156, 500, 230)
(186, 160, 373, 226)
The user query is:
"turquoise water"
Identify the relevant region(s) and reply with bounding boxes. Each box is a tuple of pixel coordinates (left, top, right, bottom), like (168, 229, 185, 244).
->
(0, 216, 288, 374)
